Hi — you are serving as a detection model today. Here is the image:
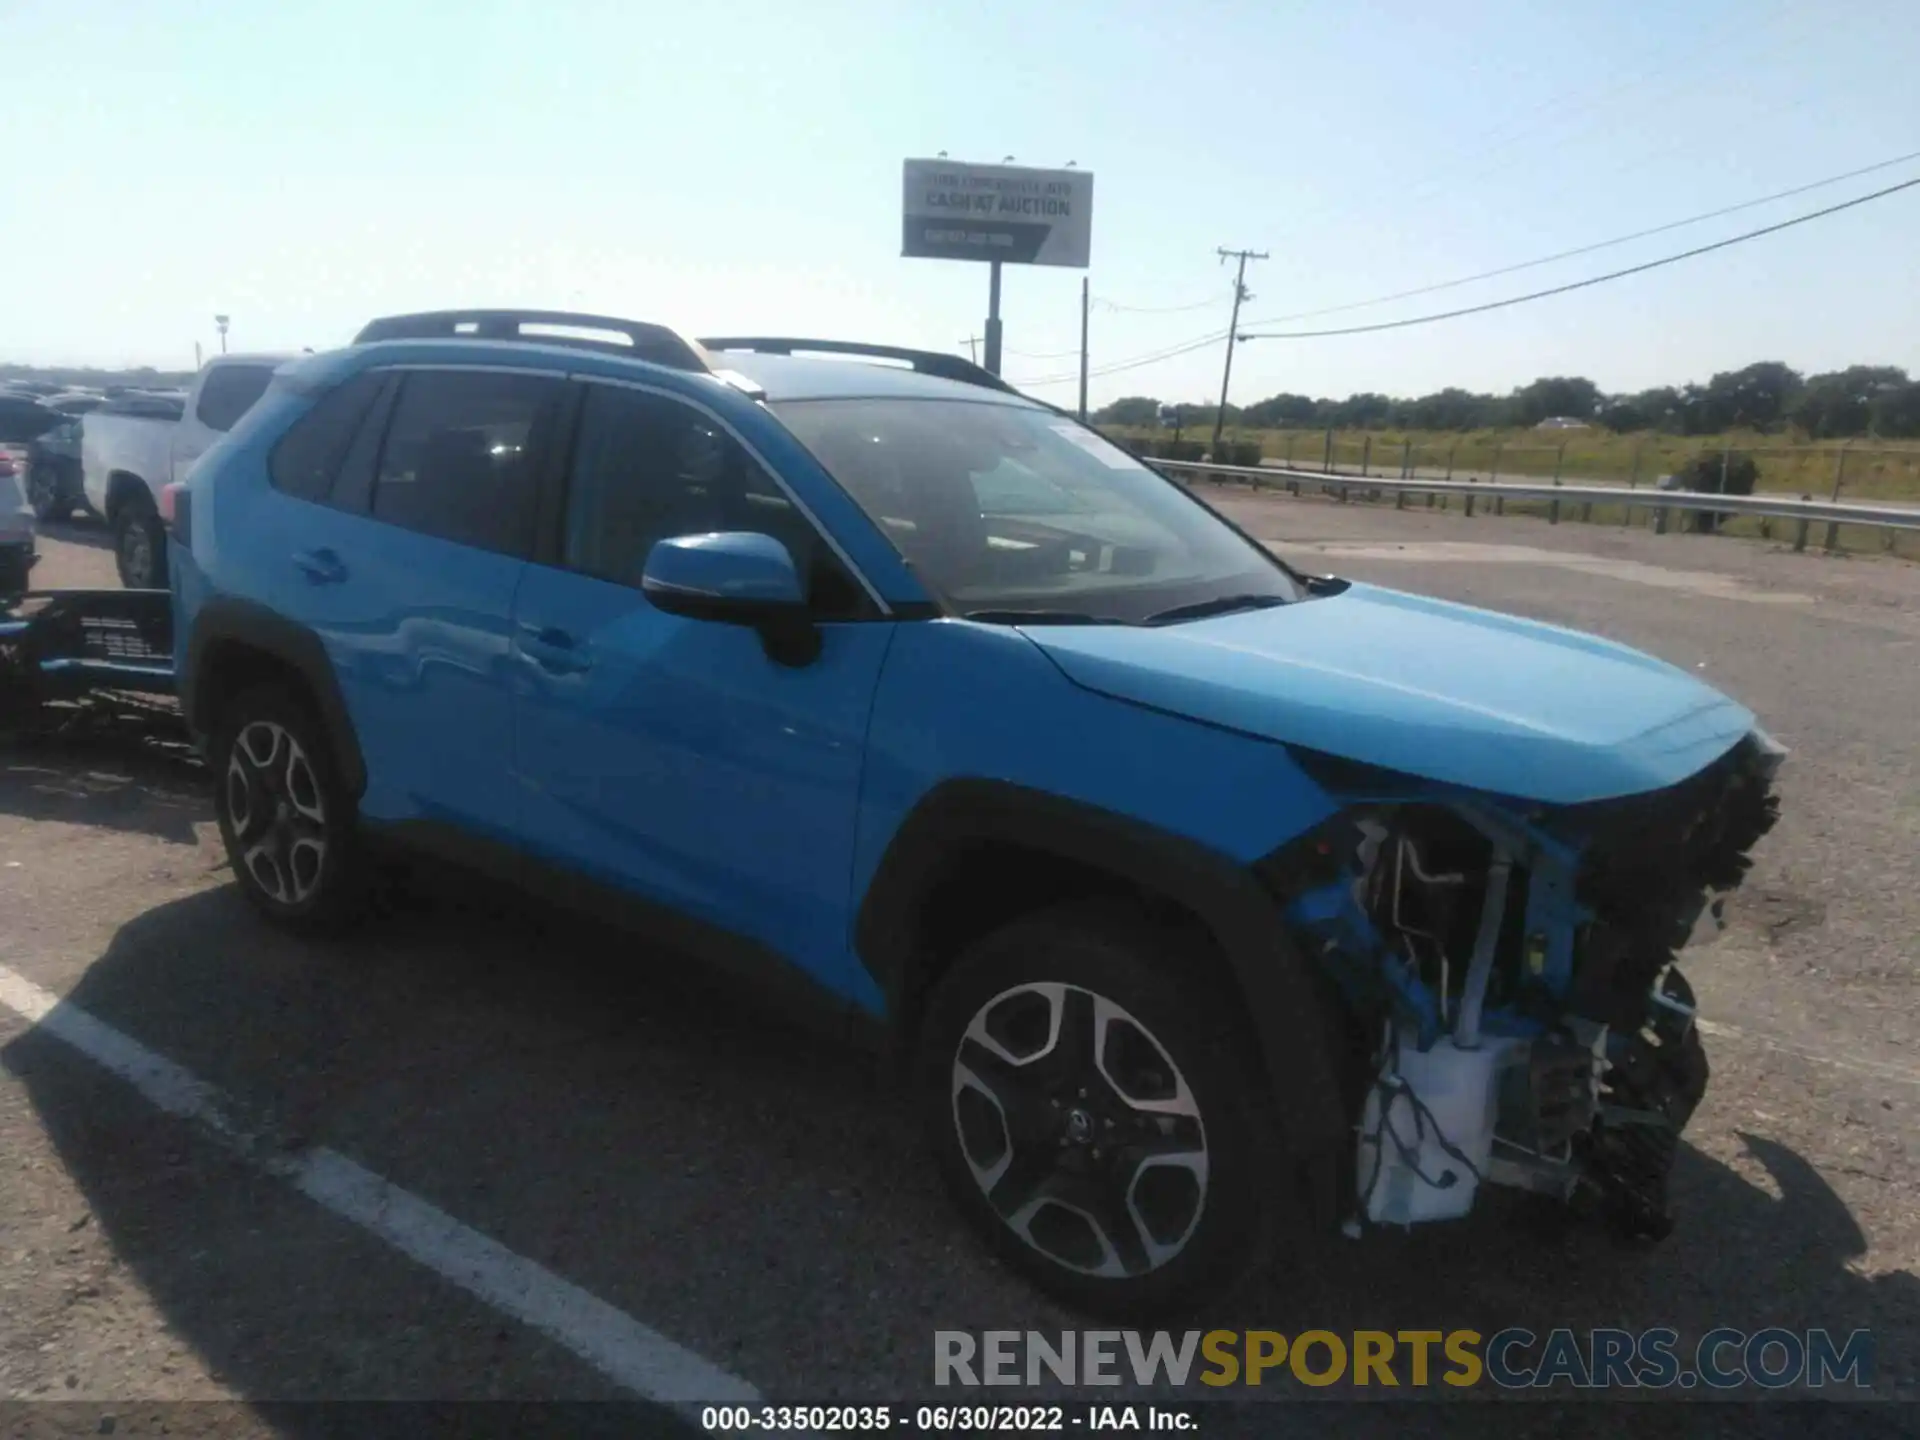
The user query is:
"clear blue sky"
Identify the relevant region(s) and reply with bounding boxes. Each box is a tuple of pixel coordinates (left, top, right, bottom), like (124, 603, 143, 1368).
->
(3, 0, 1916, 408)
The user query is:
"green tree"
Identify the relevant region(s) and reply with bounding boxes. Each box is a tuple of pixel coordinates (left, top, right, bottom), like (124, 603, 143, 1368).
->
(1403, 388, 1497, 430)
(1240, 392, 1318, 427)
(1869, 381, 1920, 438)
(1701, 362, 1802, 431)
(1093, 396, 1163, 426)
(1324, 392, 1395, 428)
(1508, 376, 1601, 425)
(1790, 366, 1908, 438)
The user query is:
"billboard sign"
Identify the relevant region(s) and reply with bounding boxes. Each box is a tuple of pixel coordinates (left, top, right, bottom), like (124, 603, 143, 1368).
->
(901, 159, 1092, 268)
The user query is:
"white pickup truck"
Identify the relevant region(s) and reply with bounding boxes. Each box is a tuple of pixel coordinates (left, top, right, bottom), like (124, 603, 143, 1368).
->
(81, 352, 294, 587)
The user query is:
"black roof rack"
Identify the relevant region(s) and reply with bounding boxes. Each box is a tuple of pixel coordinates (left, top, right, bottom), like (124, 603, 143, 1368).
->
(696, 337, 1022, 396)
(353, 310, 712, 372)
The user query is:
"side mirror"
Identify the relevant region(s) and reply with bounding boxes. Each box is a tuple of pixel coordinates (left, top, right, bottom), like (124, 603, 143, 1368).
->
(641, 531, 820, 665)
(641, 531, 804, 620)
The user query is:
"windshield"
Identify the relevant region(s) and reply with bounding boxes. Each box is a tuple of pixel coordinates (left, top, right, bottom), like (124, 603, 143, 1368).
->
(771, 397, 1299, 622)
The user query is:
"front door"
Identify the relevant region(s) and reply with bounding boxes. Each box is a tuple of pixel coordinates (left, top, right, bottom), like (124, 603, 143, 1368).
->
(511, 380, 893, 1004)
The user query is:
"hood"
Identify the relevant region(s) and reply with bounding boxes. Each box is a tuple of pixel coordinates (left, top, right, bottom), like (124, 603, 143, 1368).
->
(1020, 582, 1755, 805)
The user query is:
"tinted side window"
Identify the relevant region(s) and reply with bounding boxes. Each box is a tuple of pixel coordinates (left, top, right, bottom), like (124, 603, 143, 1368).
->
(372, 370, 558, 557)
(268, 372, 386, 503)
(195, 364, 277, 432)
(563, 385, 866, 616)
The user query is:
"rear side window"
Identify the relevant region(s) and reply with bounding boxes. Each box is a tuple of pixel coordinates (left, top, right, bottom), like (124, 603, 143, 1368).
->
(371, 370, 559, 557)
(268, 372, 387, 503)
(195, 364, 277, 432)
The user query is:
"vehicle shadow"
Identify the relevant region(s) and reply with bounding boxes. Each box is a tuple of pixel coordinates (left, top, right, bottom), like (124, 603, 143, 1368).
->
(0, 749, 204, 846)
(3, 873, 1913, 1432)
(0, 740, 205, 845)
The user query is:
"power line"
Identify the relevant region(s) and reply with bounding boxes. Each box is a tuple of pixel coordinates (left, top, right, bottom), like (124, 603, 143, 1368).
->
(1237, 174, 1920, 342)
(1266, 0, 1811, 245)
(1004, 343, 1087, 360)
(1092, 294, 1230, 315)
(1009, 328, 1230, 387)
(1388, 0, 1815, 214)
(1238, 147, 1920, 329)
(1011, 156, 1920, 386)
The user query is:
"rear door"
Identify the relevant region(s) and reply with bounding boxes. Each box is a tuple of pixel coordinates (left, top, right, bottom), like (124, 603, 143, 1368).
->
(242, 364, 565, 839)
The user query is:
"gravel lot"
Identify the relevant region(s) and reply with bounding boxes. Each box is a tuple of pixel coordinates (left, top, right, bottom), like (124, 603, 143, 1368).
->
(2, 500, 1914, 1434)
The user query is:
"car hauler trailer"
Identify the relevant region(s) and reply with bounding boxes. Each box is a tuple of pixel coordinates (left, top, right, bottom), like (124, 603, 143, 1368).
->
(0, 587, 191, 753)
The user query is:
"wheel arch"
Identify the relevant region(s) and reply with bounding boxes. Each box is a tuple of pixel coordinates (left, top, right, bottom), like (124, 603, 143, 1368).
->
(856, 779, 1352, 1203)
(182, 597, 366, 797)
(104, 471, 153, 522)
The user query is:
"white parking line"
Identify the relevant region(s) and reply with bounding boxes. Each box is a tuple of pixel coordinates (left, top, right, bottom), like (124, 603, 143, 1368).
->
(0, 962, 760, 1407)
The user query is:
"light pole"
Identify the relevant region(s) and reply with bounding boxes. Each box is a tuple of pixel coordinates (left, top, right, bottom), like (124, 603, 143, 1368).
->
(214, 314, 230, 354)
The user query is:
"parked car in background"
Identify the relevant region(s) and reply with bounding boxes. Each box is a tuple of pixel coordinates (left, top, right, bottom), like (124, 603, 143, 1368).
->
(79, 354, 292, 587)
(20, 392, 106, 523)
(0, 392, 62, 593)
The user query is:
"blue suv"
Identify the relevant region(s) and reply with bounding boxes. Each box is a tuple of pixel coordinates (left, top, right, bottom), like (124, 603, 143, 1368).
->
(169, 311, 1783, 1317)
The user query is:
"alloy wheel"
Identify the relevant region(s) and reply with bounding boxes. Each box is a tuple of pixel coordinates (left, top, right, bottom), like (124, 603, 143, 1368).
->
(225, 720, 328, 906)
(949, 981, 1209, 1279)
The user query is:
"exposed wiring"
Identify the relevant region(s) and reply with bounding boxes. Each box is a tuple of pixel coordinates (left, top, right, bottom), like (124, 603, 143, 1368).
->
(1356, 1024, 1489, 1228)
(1238, 174, 1920, 342)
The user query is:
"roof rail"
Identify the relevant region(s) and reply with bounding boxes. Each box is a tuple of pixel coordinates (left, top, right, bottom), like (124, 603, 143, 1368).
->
(353, 310, 712, 372)
(696, 337, 1022, 396)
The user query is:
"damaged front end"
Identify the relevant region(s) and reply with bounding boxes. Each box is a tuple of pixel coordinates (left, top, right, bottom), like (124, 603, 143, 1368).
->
(1265, 728, 1786, 1240)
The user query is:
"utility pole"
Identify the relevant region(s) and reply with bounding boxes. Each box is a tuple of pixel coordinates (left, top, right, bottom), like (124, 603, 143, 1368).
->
(1077, 276, 1090, 421)
(1211, 248, 1266, 460)
(961, 335, 982, 365)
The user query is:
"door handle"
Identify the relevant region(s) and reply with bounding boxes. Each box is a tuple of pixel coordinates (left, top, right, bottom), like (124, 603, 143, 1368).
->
(292, 548, 347, 584)
(518, 623, 591, 674)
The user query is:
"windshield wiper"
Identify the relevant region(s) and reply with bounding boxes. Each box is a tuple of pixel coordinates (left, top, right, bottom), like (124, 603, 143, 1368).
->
(1142, 594, 1289, 626)
(962, 608, 1128, 626)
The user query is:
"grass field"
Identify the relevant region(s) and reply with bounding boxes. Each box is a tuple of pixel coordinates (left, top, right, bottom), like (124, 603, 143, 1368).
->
(1107, 425, 1920, 504)
(1116, 426, 1920, 561)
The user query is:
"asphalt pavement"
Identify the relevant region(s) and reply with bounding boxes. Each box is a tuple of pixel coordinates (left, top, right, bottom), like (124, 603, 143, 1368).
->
(1, 502, 1915, 1434)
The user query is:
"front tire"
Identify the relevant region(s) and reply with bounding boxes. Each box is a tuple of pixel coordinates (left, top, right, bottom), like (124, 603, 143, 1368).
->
(915, 900, 1287, 1320)
(211, 684, 366, 933)
(113, 495, 167, 589)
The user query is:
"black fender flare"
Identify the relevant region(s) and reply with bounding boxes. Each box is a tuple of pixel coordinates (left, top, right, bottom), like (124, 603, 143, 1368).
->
(180, 596, 367, 797)
(855, 779, 1351, 1170)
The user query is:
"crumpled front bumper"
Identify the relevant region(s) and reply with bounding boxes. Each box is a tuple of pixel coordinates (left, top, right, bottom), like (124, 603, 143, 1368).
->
(1262, 727, 1786, 1234)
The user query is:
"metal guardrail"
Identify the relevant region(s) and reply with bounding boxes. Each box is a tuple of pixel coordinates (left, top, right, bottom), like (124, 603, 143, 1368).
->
(1155, 459, 1920, 552)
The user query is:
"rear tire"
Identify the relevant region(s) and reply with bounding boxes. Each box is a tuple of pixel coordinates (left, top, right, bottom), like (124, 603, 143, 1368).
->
(915, 899, 1289, 1320)
(113, 494, 167, 590)
(211, 683, 366, 934)
(26, 463, 73, 523)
